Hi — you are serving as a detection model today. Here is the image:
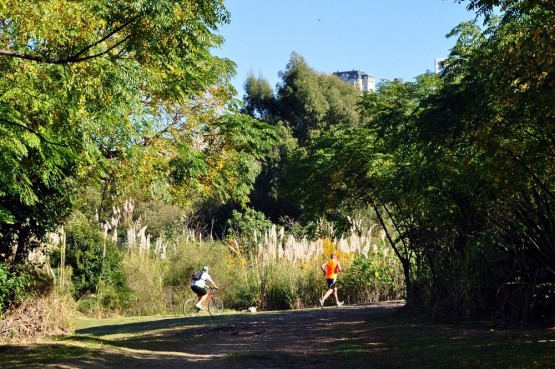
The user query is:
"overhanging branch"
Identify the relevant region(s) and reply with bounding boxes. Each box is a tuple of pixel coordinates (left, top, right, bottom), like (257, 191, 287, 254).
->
(0, 16, 140, 64)
(0, 118, 68, 147)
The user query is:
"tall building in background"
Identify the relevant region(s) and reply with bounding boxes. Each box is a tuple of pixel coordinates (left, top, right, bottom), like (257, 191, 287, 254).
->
(333, 70, 375, 92)
(435, 58, 446, 75)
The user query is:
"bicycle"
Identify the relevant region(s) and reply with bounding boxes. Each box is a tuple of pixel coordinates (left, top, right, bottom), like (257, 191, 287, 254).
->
(183, 286, 224, 317)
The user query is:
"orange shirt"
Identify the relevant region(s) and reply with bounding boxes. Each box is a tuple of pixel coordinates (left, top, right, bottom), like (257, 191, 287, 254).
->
(325, 259, 339, 279)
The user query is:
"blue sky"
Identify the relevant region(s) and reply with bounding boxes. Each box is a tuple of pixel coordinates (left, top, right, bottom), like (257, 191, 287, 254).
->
(215, 0, 480, 98)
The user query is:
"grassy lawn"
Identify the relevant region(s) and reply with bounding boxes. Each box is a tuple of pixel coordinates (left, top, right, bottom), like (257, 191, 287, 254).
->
(331, 311, 555, 369)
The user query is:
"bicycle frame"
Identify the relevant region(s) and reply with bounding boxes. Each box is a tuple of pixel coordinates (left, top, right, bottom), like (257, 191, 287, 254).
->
(196, 287, 215, 304)
(185, 286, 223, 317)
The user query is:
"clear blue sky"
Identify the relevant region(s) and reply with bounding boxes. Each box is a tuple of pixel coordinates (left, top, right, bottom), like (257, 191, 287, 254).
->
(215, 0, 479, 98)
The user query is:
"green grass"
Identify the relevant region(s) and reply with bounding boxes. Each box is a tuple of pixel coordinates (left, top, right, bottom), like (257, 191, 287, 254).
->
(328, 311, 555, 369)
(225, 351, 284, 366)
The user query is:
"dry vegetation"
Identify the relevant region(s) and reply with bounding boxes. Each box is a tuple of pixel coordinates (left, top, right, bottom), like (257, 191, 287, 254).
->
(0, 294, 74, 343)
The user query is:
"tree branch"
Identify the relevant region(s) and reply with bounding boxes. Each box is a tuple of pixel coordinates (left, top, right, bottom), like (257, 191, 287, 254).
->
(500, 145, 555, 201)
(0, 118, 68, 147)
(0, 16, 139, 64)
(70, 17, 140, 60)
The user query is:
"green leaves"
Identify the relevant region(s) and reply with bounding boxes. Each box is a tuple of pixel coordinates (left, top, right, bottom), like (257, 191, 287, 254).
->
(276, 52, 360, 143)
(0, 263, 30, 311)
(278, 1, 554, 319)
(0, 0, 239, 263)
(243, 72, 277, 121)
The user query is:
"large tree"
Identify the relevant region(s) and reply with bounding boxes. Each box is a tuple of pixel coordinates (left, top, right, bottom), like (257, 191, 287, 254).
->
(283, 3, 554, 318)
(242, 72, 277, 122)
(0, 0, 276, 264)
(239, 53, 363, 226)
(432, 5, 555, 318)
(276, 52, 360, 143)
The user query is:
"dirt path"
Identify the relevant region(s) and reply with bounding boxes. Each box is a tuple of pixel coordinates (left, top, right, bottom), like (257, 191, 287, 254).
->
(3, 300, 555, 369)
(55, 301, 405, 369)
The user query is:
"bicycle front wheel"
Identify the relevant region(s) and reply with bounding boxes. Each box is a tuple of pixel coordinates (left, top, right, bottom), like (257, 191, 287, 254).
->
(208, 296, 224, 316)
(183, 298, 199, 317)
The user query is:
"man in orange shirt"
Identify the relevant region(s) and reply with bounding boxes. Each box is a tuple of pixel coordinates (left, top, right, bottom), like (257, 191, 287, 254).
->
(319, 252, 344, 308)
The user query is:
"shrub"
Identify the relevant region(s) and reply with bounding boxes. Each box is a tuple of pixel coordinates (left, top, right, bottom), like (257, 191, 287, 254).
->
(226, 208, 273, 255)
(0, 264, 31, 312)
(341, 252, 404, 303)
(135, 200, 183, 238)
(50, 212, 130, 314)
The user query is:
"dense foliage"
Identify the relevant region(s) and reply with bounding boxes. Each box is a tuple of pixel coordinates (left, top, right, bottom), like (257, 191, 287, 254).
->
(0, 0, 278, 266)
(50, 213, 128, 303)
(261, 2, 554, 320)
(1, 0, 553, 324)
(238, 0, 555, 320)
(0, 264, 30, 311)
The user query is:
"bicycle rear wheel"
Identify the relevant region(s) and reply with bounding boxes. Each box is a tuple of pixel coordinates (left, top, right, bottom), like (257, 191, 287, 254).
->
(208, 296, 224, 316)
(183, 298, 199, 317)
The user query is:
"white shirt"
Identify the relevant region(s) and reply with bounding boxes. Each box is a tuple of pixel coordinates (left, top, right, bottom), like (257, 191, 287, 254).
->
(191, 271, 212, 288)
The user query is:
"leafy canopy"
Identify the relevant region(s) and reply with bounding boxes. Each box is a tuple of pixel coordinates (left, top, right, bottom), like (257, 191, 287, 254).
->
(0, 0, 264, 263)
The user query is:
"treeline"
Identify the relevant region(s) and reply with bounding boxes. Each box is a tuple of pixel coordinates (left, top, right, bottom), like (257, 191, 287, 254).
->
(0, 0, 402, 326)
(239, 2, 555, 320)
(0, 0, 553, 323)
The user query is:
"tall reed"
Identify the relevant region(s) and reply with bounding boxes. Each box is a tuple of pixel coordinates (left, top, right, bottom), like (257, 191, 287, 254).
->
(51, 198, 404, 315)
(231, 222, 405, 309)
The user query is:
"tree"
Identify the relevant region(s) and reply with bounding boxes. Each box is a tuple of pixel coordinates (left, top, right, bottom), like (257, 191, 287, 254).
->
(276, 52, 360, 143)
(283, 2, 554, 319)
(240, 53, 363, 226)
(352, 4, 555, 318)
(435, 6, 555, 318)
(243, 72, 277, 122)
(0, 0, 256, 264)
(457, 0, 555, 16)
(168, 112, 279, 208)
(284, 74, 444, 307)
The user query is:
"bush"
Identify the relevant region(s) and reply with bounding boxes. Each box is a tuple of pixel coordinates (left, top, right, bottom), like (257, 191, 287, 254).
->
(50, 212, 130, 314)
(342, 252, 404, 304)
(226, 208, 273, 255)
(0, 264, 31, 312)
(135, 200, 183, 238)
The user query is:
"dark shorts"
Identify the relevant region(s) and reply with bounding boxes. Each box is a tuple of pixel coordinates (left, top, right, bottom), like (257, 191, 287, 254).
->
(191, 285, 207, 296)
(326, 279, 337, 289)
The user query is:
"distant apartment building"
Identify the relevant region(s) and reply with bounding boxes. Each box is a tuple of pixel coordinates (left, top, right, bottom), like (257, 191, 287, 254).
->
(333, 70, 375, 92)
(435, 58, 446, 75)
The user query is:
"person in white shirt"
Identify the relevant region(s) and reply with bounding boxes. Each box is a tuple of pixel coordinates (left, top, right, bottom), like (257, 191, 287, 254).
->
(191, 265, 219, 310)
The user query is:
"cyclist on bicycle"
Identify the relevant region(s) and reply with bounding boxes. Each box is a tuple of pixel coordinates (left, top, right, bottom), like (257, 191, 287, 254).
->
(191, 266, 219, 310)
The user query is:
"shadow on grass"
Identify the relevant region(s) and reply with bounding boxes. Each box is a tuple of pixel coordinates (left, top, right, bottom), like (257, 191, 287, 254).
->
(1, 304, 554, 369)
(72, 311, 277, 338)
(74, 316, 192, 337)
